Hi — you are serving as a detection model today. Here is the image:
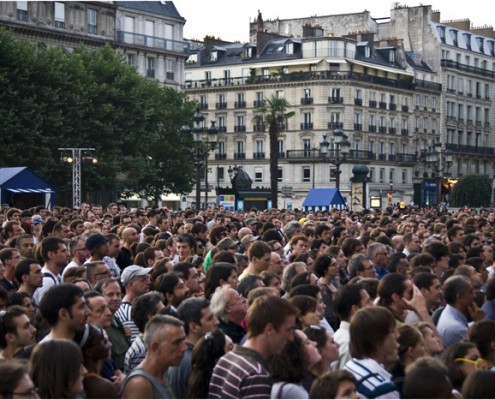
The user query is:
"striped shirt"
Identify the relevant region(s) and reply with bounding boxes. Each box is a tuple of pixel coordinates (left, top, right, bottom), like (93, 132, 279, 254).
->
(115, 302, 139, 343)
(124, 335, 147, 375)
(208, 345, 272, 399)
(345, 358, 399, 399)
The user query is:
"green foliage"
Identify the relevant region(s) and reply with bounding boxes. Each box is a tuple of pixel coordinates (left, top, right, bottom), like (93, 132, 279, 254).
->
(0, 28, 197, 203)
(450, 174, 492, 207)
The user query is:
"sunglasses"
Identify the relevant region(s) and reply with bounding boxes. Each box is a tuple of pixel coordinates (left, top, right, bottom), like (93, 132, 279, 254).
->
(455, 357, 487, 371)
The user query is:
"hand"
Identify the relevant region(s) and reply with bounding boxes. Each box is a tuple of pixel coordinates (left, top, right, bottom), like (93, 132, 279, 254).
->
(123, 325, 132, 337)
(468, 302, 485, 323)
(402, 284, 428, 314)
(111, 370, 126, 391)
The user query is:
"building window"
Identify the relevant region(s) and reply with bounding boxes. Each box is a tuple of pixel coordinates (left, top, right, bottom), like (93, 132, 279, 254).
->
(329, 167, 337, 182)
(87, 8, 97, 34)
(303, 167, 311, 182)
(54, 2, 65, 28)
(255, 140, 264, 154)
(166, 59, 175, 81)
(369, 168, 374, 182)
(127, 54, 136, 68)
(16, 1, 28, 21)
(278, 168, 283, 182)
(146, 57, 156, 78)
(379, 168, 385, 183)
(389, 169, 395, 183)
(255, 167, 263, 182)
(402, 169, 407, 184)
(217, 167, 224, 182)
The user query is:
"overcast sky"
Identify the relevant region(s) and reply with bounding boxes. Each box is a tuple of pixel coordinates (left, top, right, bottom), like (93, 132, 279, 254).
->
(173, 0, 494, 42)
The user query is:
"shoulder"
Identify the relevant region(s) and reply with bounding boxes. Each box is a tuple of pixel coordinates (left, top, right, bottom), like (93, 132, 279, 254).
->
(121, 374, 153, 399)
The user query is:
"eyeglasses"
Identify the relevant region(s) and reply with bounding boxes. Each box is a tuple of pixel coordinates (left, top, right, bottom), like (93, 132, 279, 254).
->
(455, 357, 487, 371)
(94, 270, 111, 277)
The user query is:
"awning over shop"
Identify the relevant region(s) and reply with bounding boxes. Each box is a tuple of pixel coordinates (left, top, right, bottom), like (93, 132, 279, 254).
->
(302, 188, 346, 211)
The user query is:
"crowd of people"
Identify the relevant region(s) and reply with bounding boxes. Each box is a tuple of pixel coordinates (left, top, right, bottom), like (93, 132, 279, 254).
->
(0, 201, 495, 398)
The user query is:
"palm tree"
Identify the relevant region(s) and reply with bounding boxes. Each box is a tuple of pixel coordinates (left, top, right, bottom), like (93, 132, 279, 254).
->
(253, 95, 294, 209)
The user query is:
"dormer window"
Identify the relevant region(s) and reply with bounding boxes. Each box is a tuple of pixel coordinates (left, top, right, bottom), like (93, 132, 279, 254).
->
(463, 33, 472, 50)
(210, 50, 218, 62)
(476, 37, 484, 53)
(450, 29, 458, 46)
(244, 47, 252, 59)
(365, 45, 370, 58)
(438, 26, 446, 43)
(389, 50, 395, 64)
(286, 42, 294, 54)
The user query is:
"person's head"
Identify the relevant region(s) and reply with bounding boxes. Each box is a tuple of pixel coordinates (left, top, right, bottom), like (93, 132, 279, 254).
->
(94, 278, 122, 314)
(154, 272, 189, 308)
(29, 339, 86, 398)
(333, 283, 372, 322)
(288, 295, 319, 329)
(367, 242, 388, 267)
(176, 233, 196, 260)
(377, 272, 413, 312)
(468, 320, 495, 363)
(177, 297, 218, 338)
(247, 241, 272, 271)
(85, 261, 111, 286)
(173, 262, 200, 296)
(281, 262, 307, 293)
(210, 286, 246, 325)
(309, 370, 358, 399)
(443, 275, 475, 311)
(204, 262, 238, 299)
(238, 275, 264, 298)
(0, 305, 36, 350)
(304, 324, 339, 367)
(402, 356, 453, 399)
(80, 324, 111, 365)
(131, 291, 165, 334)
(15, 234, 35, 259)
(396, 323, 425, 367)
(15, 258, 43, 290)
(0, 360, 38, 399)
(348, 253, 376, 278)
(40, 237, 69, 268)
(84, 291, 113, 328)
(313, 254, 338, 279)
(461, 370, 495, 399)
(442, 341, 485, 390)
(142, 315, 187, 368)
(350, 306, 398, 365)
(416, 322, 444, 356)
(412, 272, 443, 309)
(39, 284, 88, 334)
(246, 295, 298, 355)
(120, 265, 152, 296)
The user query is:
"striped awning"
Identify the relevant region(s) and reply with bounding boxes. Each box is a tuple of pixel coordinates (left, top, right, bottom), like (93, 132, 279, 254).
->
(7, 188, 54, 194)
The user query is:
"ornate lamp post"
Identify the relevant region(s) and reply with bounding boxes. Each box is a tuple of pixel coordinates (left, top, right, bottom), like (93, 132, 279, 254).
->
(426, 141, 453, 205)
(319, 129, 351, 190)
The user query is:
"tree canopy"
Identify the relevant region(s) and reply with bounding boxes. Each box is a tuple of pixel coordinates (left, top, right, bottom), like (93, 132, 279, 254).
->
(450, 174, 492, 207)
(0, 28, 197, 204)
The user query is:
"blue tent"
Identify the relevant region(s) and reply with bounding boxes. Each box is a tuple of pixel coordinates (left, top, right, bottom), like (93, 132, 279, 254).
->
(0, 167, 56, 208)
(302, 188, 346, 211)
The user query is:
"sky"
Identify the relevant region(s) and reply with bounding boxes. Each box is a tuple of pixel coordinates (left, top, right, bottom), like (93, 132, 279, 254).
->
(174, 0, 494, 42)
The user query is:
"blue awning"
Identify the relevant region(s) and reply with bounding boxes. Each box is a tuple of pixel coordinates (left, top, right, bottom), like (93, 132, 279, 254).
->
(7, 188, 54, 193)
(302, 188, 346, 211)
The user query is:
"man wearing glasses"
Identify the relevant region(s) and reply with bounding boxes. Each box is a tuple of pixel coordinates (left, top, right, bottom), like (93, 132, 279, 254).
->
(367, 242, 390, 280)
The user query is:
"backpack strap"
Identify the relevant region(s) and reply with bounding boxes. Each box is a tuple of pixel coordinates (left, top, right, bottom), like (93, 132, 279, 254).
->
(43, 272, 58, 285)
(352, 360, 398, 399)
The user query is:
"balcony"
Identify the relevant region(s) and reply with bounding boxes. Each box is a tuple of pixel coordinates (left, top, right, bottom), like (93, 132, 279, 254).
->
(389, 154, 396, 161)
(379, 126, 387, 133)
(379, 102, 387, 109)
(354, 98, 363, 106)
(234, 152, 246, 160)
(402, 105, 409, 112)
(253, 100, 265, 107)
(234, 101, 246, 108)
(217, 126, 227, 133)
(234, 125, 246, 132)
(301, 97, 314, 105)
(116, 30, 190, 55)
(401, 129, 409, 136)
(301, 123, 313, 130)
(389, 127, 396, 134)
(278, 151, 286, 159)
(396, 153, 417, 164)
(253, 152, 265, 159)
(328, 122, 344, 130)
(286, 149, 375, 162)
(368, 125, 377, 132)
(389, 103, 397, 111)
(198, 103, 208, 110)
(216, 102, 227, 109)
(354, 123, 362, 131)
(215, 153, 227, 160)
(446, 143, 495, 155)
(328, 96, 344, 104)
(441, 59, 494, 78)
(378, 154, 387, 161)
(253, 124, 265, 132)
(369, 100, 377, 108)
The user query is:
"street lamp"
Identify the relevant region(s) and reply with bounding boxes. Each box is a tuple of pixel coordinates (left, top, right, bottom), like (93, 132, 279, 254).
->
(425, 141, 453, 205)
(319, 129, 350, 191)
(58, 147, 97, 208)
(181, 107, 218, 210)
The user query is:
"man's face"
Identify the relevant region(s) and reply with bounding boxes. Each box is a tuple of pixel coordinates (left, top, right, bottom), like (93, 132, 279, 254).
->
(17, 238, 35, 258)
(67, 296, 90, 333)
(267, 315, 297, 356)
(184, 267, 199, 295)
(92, 263, 111, 284)
(407, 235, 421, 252)
(360, 259, 377, 278)
(13, 314, 37, 347)
(58, 224, 71, 239)
(373, 247, 389, 268)
(423, 279, 443, 308)
(75, 240, 89, 263)
(225, 289, 247, 322)
(87, 296, 113, 328)
(359, 289, 373, 309)
(125, 229, 139, 245)
(7, 251, 21, 269)
(130, 274, 151, 296)
(171, 278, 189, 307)
(196, 306, 219, 336)
(255, 252, 272, 273)
(155, 325, 188, 368)
(51, 243, 70, 268)
(27, 263, 43, 288)
(74, 223, 85, 235)
(177, 242, 192, 260)
(101, 281, 122, 313)
(108, 239, 121, 258)
(292, 240, 308, 255)
(320, 230, 331, 244)
(11, 223, 23, 238)
(268, 252, 283, 275)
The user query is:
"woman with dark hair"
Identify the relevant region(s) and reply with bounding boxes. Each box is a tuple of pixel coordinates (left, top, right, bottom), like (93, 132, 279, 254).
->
(289, 295, 320, 330)
(326, 245, 349, 285)
(461, 370, 495, 399)
(303, 325, 339, 391)
(186, 329, 233, 399)
(313, 254, 339, 330)
(0, 359, 37, 399)
(81, 325, 117, 399)
(268, 329, 321, 398)
(442, 341, 487, 394)
(204, 262, 238, 299)
(310, 370, 358, 399)
(29, 339, 87, 398)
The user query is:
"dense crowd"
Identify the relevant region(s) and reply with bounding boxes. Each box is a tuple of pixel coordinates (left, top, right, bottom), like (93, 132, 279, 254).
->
(0, 202, 495, 398)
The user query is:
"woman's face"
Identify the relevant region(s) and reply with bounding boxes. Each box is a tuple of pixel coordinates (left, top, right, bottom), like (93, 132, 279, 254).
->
(320, 331, 340, 364)
(12, 373, 39, 399)
(336, 250, 347, 269)
(422, 327, 444, 356)
(458, 347, 483, 378)
(268, 277, 282, 295)
(326, 258, 339, 278)
(69, 364, 87, 398)
(223, 269, 238, 290)
(335, 380, 359, 399)
(297, 330, 321, 369)
(408, 337, 426, 362)
(300, 309, 321, 329)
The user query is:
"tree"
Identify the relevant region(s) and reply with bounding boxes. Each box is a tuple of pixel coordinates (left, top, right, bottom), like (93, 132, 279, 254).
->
(253, 95, 294, 209)
(450, 174, 492, 207)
